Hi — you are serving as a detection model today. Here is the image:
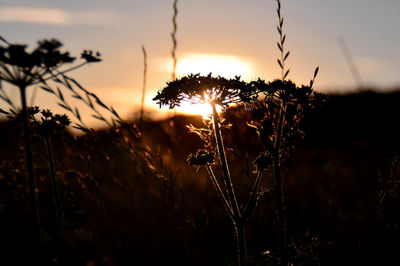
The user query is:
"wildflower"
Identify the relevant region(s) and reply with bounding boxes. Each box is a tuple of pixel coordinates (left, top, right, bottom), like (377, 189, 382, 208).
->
(187, 149, 215, 166)
(31, 109, 71, 137)
(153, 74, 258, 109)
(0, 37, 100, 87)
(81, 50, 102, 63)
(253, 152, 273, 172)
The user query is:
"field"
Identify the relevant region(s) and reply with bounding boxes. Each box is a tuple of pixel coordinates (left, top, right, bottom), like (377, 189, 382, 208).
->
(1, 90, 400, 265)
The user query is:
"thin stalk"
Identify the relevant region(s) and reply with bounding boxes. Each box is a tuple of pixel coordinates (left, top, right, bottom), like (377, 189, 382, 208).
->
(242, 171, 263, 221)
(211, 104, 240, 219)
(235, 221, 247, 266)
(273, 103, 288, 265)
(171, 0, 178, 81)
(44, 136, 62, 261)
(30, 62, 88, 86)
(140, 45, 147, 121)
(206, 165, 235, 220)
(211, 104, 247, 266)
(19, 84, 40, 250)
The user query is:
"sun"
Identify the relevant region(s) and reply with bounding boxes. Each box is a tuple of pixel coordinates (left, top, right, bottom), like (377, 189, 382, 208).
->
(162, 52, 254, 116)
(177, 102, 213, 118)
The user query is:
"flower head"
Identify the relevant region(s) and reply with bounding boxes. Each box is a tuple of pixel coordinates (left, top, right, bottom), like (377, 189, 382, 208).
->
(31, 109, 71, 137)
(0, 37, 100, 87)
(253, 152, 273, 172)
(187, 149, 215, 166)
(153, 74, 258, 109)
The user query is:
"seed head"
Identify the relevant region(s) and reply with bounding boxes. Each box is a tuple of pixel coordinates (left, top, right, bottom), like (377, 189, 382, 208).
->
(187, 149, 215, 166)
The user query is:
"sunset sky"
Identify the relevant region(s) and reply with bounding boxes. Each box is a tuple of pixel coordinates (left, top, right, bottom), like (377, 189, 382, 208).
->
(1, 0, 400, 122)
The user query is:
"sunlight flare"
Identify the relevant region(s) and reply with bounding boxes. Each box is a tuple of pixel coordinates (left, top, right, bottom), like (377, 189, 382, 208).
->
(157, 53, 254, 116)
(175, 53, 254, 79)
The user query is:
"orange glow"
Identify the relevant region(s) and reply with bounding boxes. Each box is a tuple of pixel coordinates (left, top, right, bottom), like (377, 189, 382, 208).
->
(175, 53, 254, 80)
(158, 53, 253, 116)
(176, 90, 223, 118)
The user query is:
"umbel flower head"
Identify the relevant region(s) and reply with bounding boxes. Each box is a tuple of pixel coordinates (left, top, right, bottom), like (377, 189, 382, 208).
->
(187, 149, 215, 166)
(0, 37, 101, 87)
(153, 73, 258, 109)
(31, 109, 71, 137)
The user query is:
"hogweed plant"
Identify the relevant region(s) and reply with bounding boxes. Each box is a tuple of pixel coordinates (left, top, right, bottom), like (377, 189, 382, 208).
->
(0, 36, 101, 252)
(154, 74, 259, 266)
(30, 108, 71, 262)
(153, 2, 325, 265)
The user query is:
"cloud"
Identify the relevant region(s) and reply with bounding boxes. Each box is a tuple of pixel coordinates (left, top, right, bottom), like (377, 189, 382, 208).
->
(0, 6, 117, 26)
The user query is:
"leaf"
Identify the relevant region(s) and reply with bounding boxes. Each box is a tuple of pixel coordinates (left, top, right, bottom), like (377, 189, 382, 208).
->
(314, 66, 319, 78)
(277, 42, 282, 52)
(111, 117, 117, 128)
(92, 114, 105, 121)
(73, 123, 92, 133)
(57, 87, 64, 101)
(86, 94, 94, 108)
(284, 51, 290, 61)
(40, 86, 55, 94)
(58, 102, 72, 111)
(72, 94, 82, 100)
(53, 77, 63, 84)
(284, 69, 290, 80)
(62, 75, 75, 92)
(75, 107, 81, 121)
(110, 106, 121, 119)
(276, 26, 282, 35)
(68, 77, 89, 94)
(277, 59, 283, 69)
(0, 35, 9, 44)
(0, 107, 10, 115)
(90, 93, 109, 110)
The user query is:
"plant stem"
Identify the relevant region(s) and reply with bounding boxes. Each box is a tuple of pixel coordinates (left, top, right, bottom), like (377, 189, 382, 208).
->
(206, 165, 235, 220)
(242, 171, 263, 221)
(211, 104, 247, 266)
(273, 103, 288, 265)
(211, 104, 240, 218)
(44, 136, 62, 261)
(235, 221, 247, 266)
(140, 46, 147, 122)
(19, 84, 40, 252)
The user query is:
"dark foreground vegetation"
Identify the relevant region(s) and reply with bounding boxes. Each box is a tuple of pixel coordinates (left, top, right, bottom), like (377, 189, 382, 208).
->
(1, 90, 400, 265)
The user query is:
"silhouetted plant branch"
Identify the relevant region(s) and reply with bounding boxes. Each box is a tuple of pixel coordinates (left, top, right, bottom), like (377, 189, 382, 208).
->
(171, 0, 178, 80)
(0, 36, 101, 259)
(140, 45, 147, 121)
(154, 74, 258, 266)
(30, 108, 71, 262)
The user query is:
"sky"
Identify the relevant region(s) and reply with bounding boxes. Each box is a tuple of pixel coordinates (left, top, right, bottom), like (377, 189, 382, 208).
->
(1, 0, 400, 124)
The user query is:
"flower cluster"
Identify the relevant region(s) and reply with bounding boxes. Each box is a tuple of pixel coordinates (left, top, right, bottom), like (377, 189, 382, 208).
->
(31, 109, 71, 137)
(153, 74, 258, 109)
(153, 74, 325, 111)
(187, 149, 215, 166)
(253, 152, 274, 173)
(81, 50, 102, 63)
(0, 37, 101, 87)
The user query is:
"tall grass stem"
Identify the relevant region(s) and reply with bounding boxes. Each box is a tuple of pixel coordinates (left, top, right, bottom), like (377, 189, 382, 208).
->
(19, 85, 40, 257)
(44, 136, 62, 261)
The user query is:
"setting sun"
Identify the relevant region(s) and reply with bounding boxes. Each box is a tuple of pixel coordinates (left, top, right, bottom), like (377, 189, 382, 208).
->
(159, 53, 254, 116)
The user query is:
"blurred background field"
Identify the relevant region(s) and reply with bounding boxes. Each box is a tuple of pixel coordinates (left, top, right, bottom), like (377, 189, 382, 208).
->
(1, 90, 400, 265)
